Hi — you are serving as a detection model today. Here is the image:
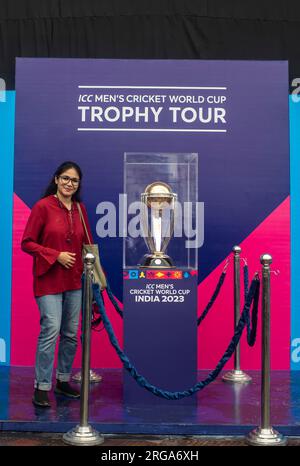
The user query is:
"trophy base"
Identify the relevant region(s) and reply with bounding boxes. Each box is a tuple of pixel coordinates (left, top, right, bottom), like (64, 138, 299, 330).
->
(139, 254, 175, 268)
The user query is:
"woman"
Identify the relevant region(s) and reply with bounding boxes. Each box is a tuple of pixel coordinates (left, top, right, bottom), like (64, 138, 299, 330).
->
(21, 161, 93, 408)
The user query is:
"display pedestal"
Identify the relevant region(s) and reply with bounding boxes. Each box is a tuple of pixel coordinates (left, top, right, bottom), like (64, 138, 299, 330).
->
(123, 268, 198, 407)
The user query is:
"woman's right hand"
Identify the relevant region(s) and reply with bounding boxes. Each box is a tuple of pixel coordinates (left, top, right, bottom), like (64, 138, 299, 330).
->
(57, 252, 76, 269)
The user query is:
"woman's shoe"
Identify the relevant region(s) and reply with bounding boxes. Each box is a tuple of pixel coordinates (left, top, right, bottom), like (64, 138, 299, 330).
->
(32, 389, 51, 408)
(54, 380, 80, 398)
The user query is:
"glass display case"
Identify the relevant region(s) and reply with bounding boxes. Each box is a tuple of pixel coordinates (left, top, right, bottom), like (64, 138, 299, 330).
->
(123, 153, 198, 269)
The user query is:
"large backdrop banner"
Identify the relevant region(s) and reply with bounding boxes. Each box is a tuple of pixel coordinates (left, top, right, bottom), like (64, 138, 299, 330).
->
(11, 58, 290, 370)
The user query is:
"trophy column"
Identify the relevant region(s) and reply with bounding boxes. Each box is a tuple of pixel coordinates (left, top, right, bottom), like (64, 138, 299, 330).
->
(123, 153, 199, 408)
(123, 268, 198, 406)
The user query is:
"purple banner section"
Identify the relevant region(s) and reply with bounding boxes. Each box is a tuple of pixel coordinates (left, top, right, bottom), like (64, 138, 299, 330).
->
(14, 58, 289, 297)
(123, 270, 198, 405)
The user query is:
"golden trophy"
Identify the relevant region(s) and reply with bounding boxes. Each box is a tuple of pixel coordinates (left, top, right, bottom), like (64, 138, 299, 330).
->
(140, 181, 177, 268)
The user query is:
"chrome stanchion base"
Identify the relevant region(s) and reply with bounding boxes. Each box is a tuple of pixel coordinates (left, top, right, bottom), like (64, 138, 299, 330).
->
(222, 369, 252, 384)
(72, 370, 102, 383)
(245, 427, 287, 446)
(63, 424, 104, 446)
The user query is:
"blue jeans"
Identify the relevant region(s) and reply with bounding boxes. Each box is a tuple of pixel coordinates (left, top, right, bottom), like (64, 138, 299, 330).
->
(34, 289, 82, 391)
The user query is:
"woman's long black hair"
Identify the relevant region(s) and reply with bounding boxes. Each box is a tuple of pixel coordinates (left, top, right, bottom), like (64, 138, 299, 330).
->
(42, 161, 83, 202)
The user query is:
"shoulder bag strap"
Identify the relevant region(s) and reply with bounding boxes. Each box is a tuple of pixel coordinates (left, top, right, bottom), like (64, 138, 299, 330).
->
(77, 202, 92, 245)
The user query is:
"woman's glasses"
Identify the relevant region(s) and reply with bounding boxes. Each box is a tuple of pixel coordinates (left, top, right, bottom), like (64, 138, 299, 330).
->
(59, 175, 80, 186)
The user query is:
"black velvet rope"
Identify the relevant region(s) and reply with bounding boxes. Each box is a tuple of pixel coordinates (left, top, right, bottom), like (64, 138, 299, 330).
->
(91, 277, 260, 400)
(243, 265, 259, 346)
(197, 271, 226, 326)
(244, 264, 249, 302)
(106, 282, 124, 318)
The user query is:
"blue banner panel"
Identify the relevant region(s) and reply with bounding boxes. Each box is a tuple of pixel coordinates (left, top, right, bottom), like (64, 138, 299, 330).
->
(290, 96, 300, 370)
(0, 91, 15, 366)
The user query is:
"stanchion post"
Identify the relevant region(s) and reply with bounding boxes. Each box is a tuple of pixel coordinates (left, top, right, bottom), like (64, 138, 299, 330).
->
(223, 245, 251, 384)
(63, 253, 104, 446)
(245, 254, 286, 446)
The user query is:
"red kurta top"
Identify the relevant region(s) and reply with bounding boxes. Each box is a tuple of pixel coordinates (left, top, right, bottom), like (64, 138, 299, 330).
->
(21, 195, 93, 297)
